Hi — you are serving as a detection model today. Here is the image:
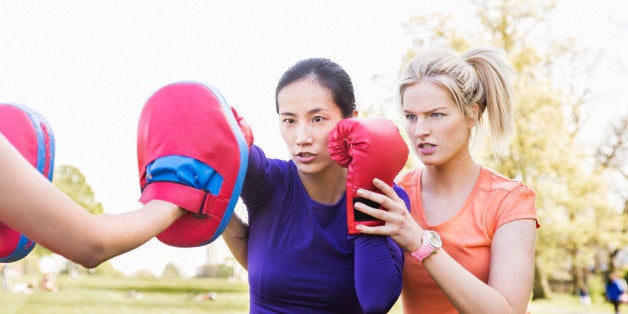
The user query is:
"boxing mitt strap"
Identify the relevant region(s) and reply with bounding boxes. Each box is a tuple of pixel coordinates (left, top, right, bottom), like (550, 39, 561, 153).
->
(139, 155, 228, 217)
(140, 182, 228, 218)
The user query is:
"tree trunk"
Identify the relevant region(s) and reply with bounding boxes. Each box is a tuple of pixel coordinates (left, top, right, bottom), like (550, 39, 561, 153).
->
(571, 266, 586, 296)
(569, 249, 585, 295)
(533, 257, 553, 300)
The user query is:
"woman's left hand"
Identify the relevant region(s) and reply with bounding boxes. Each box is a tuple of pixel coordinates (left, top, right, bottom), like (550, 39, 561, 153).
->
(354, 178, 423, 252)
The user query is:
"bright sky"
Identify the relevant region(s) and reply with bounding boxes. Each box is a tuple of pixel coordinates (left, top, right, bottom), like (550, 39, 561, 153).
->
(1, 1, 626, 277)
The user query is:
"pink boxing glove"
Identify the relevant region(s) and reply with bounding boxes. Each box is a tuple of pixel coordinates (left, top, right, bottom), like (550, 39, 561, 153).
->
(328, 117, 409, 234)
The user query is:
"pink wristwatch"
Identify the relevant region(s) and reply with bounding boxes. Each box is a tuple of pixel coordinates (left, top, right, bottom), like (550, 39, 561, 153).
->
(411, 230, 442, 262)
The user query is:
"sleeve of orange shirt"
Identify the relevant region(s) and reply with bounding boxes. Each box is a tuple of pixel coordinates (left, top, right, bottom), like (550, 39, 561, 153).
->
(492, 180, 539, 232)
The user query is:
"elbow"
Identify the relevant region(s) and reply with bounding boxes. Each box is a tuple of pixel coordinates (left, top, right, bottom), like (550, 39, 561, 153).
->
(359, 287, 401, 314)
(236, 254, 248, 271)
(361, 299, 398, 314)
(358, 284, 401, 314)
(76, 255, 105, 269)
(67, 237, 111, 269)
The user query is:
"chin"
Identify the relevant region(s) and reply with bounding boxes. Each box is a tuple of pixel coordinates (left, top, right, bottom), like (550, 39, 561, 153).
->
(298, 166, 323, 176)
(299, 160, 338, 177)
(418, 156, 442, 167)
(293, 161, 319, 175)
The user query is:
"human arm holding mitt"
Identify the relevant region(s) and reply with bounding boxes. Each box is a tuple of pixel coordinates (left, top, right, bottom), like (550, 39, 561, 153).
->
(1, 82, 248, 268)
(0, 130, 182, 268)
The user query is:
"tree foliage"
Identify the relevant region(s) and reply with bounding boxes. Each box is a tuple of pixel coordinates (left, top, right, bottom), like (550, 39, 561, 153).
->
(597, 115, 628, 215)
(52, 165, 104, 216)
(393, 0, 628, 299)
(162, 262, 182, 279)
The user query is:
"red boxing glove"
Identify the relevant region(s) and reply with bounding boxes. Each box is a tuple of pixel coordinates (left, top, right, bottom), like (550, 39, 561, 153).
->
(328, 117, 408, 234)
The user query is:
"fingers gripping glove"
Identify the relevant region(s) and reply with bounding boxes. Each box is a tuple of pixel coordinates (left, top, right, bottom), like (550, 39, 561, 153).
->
(137, 82, 249, 247)
(328, 117, 408, 235)
(0, 103, 55, 262)
(231, 107, 254, 148)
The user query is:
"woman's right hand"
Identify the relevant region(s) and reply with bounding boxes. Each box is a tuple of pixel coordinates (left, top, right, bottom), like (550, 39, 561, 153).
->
(354, 178, 424, 252)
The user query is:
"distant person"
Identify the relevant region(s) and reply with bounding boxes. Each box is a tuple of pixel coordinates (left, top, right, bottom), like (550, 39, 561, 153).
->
(606, 272, 626, 314)
(10, 279, 36, 294)
(41, 274, 58, 292)
(354, 47, 539, 313)
(578, 283, 591, 307)
(1, 263, 10, 292)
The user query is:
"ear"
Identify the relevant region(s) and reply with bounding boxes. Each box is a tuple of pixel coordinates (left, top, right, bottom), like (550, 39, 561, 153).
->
(467, 103, 480, 128)
(350, 109, 358, 118)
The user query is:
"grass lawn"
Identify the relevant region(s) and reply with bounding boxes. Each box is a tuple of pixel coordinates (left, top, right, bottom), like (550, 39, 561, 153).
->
(527, 293, 622, 314)
(1, 274, 621, 313)
(1, 274, 250, 314)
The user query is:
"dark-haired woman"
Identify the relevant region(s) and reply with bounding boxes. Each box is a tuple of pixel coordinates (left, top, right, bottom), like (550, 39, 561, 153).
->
(223, 58, 408, 313)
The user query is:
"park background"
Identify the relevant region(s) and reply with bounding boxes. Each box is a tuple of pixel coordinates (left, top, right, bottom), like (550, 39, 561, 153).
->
(1, 0, 627, 313)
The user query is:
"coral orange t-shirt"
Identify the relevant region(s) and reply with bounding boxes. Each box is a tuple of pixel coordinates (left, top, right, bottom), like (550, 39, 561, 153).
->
(397, 166, 538, 314)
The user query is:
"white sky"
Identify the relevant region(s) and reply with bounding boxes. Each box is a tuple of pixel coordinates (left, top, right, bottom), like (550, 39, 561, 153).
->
(1, 1, 626, 277)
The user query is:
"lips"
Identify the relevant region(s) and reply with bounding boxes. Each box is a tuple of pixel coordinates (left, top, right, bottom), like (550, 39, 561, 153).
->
(295, 151, 316, 163)
(418, 143, 436, 155)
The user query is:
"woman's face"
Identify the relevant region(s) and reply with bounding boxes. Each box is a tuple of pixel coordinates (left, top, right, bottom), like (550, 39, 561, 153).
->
(277, 78, 346, 176)
(401, 80, 475, 167)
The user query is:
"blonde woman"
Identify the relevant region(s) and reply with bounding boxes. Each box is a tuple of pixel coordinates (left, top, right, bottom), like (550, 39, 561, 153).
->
(355, 47, 539, 313)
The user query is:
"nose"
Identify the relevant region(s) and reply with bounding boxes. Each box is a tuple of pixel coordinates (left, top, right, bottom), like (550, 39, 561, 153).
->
(414, 120, 430, 138)
(295, 124, 313, 146)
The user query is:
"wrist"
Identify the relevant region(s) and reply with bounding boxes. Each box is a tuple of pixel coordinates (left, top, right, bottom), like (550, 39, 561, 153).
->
(407, 231, 423, 252)
(411, 230, 442, 262)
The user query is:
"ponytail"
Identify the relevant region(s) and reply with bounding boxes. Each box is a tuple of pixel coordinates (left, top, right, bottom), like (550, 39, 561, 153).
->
(463, 47, 515, 158)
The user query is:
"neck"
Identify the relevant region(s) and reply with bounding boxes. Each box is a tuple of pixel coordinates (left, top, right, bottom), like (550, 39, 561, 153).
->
(422, 152, 480, 195)
(299, 165, 347, 205)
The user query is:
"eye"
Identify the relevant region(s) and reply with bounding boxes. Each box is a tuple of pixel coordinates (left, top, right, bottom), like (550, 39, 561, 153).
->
(430, 112, 445, 118)
(312, 116, 325, 123)
(404, 114, 417, 122)
(282, 118, 295, 125)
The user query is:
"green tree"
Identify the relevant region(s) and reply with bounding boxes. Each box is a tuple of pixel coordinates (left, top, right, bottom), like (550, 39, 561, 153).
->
(596, 115, 628, 273)
(392, 0, 627, 299)
(162, 262, 182, 279)
(52, 165, 104, 216)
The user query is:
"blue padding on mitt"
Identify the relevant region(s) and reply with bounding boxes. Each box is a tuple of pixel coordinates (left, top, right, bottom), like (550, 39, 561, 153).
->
(145, 155, 224, 196)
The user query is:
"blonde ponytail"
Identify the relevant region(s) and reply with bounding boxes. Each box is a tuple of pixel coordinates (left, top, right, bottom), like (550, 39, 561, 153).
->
(463, 47, 515, 157)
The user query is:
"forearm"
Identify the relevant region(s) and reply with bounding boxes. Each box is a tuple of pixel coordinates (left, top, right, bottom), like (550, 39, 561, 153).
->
(222, 214, 249, 269)
(422, 249, 520, 314)
(36, 197, 182, 268)
(85, 200, 183, 266)
(354, 235, 403, 313)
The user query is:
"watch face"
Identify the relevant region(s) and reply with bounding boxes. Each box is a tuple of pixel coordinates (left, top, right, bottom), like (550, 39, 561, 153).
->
(426, 231, 442, 247)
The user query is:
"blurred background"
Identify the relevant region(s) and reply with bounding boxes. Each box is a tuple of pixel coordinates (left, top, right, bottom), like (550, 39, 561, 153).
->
(0, 0, 626, 307)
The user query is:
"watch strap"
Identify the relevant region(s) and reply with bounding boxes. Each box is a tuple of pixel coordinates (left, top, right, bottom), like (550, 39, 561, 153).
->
(411, 230, 440, 262)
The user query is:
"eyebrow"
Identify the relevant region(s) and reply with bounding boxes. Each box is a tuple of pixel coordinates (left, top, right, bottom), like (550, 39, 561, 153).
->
(279, 107, 329, 116)
(403, 106, 448, 114)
